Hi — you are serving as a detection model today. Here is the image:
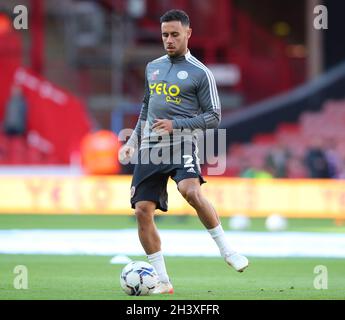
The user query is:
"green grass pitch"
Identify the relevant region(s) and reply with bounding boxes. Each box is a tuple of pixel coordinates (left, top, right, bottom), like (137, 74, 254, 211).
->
(1, 255, 344, 300)
(0, 214, 344, 300)
(0, 214, 345, 232)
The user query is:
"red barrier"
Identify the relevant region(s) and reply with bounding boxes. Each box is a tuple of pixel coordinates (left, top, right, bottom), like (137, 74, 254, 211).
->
(13, 67, 92, 163)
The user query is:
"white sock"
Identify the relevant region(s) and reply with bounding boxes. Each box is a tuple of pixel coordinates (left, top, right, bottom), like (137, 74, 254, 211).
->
(147, 251, 170, 283)
(208, 224, 236, 257)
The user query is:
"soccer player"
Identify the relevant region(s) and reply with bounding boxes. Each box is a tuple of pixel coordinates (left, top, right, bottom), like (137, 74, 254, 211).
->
(119, 9, 249, 294)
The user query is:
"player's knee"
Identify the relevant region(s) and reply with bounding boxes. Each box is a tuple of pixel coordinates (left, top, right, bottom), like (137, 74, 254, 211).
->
(134, 204, 153, 223)
(184, 189, 202, 207)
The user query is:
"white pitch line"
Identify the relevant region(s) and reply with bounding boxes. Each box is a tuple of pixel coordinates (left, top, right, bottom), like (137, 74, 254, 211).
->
(1, 229, 345, 258)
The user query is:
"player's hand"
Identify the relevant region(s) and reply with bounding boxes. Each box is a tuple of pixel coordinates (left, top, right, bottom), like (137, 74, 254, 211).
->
(152, 119, 173, 135)
(118, 145, 135, 163)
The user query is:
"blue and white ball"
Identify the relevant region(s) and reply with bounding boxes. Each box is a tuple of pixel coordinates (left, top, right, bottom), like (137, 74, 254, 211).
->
(120, 261, 159, 296)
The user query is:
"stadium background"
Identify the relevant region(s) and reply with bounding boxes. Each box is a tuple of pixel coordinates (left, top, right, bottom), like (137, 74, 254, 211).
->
(0, 0, 344, 300)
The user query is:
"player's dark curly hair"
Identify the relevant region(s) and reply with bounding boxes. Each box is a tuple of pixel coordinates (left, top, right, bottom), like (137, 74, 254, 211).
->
(160, 9, 190, 27)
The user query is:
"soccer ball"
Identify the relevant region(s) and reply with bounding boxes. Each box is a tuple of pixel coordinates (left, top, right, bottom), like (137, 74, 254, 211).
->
(120, 261, 159, 296)
(265, 213, 288, 231)
(229, 214, 251, 230)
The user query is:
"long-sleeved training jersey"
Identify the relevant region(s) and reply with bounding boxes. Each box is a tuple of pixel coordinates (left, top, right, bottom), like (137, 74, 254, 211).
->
(127, 50, 221, 149)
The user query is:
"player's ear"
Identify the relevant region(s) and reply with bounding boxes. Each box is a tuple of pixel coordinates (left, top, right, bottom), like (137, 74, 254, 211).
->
(187, 27, 192, 39)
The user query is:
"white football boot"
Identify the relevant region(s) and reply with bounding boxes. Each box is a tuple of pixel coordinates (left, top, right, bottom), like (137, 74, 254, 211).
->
(152, 281, 174, 294)
(225, 252, 249, 272)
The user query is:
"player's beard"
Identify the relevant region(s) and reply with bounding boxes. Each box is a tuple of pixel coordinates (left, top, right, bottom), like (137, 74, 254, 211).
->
(166, 47, 177, 57)
(166, 46, 184, 58)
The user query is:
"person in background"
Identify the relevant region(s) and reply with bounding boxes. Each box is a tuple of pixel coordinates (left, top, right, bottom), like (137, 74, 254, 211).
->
(323, 138, 341, 178)
(265, 143, 290, 178)
(304, 138, 331, 178)
(3, 85, 27, 136)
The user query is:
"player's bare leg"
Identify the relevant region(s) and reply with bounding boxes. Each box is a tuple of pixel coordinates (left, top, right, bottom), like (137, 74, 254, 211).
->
(177, 178, 220, 229)
(135, 201, 161, 254)
(134, 201, 173, 293)
(178, 178, 249, 272)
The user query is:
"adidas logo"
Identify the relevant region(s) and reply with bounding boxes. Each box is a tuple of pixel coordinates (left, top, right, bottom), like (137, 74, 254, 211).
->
(187, 168, 196, 173)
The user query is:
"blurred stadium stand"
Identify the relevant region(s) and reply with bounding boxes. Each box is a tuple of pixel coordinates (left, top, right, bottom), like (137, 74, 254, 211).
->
(220, 61, 345, 178)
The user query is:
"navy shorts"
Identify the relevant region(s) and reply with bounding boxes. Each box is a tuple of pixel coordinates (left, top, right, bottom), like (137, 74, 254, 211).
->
(130, 143, 205, 211)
